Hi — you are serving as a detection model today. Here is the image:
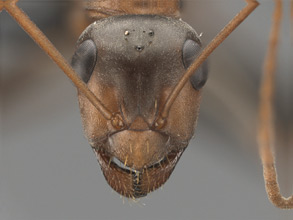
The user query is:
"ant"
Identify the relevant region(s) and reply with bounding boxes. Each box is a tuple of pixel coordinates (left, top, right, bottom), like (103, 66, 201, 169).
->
(0, 0, 292, 210)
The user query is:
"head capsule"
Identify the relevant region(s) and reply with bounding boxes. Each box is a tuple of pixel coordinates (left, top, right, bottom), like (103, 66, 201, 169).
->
(72, 15, 208, 198)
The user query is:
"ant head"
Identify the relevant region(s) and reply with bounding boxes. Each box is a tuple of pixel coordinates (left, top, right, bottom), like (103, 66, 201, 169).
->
(72, 15, 208, 198)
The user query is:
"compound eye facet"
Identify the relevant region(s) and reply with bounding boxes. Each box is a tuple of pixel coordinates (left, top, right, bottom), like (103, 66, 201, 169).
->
(182, 39, 208, 90)
(183, 39, 201, 68)
(189, 60, 208, 90)
(71, 39, 97, 83)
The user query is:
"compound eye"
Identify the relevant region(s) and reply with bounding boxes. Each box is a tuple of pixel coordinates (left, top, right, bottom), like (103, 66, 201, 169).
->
(71, 39, 97, 83)
(182, 39, 208, 90)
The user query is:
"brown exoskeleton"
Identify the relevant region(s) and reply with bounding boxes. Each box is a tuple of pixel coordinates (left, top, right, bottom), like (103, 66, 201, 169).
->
(1, 0, 292, 208)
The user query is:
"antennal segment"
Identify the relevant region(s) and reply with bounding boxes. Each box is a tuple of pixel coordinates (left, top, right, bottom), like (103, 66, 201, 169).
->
(1, 0, 125, 130)
(258, 0, 293, 209)
(154, 0, 259, 129)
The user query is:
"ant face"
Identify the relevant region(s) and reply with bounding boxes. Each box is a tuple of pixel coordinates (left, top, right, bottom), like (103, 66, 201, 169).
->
(72, 15, 208, 198)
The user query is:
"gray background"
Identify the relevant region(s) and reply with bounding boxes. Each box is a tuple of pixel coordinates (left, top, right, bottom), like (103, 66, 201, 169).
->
(1, 0, 293, 219)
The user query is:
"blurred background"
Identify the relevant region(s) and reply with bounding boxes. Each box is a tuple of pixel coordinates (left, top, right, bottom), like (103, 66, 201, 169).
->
(0, 0, 292, 219)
